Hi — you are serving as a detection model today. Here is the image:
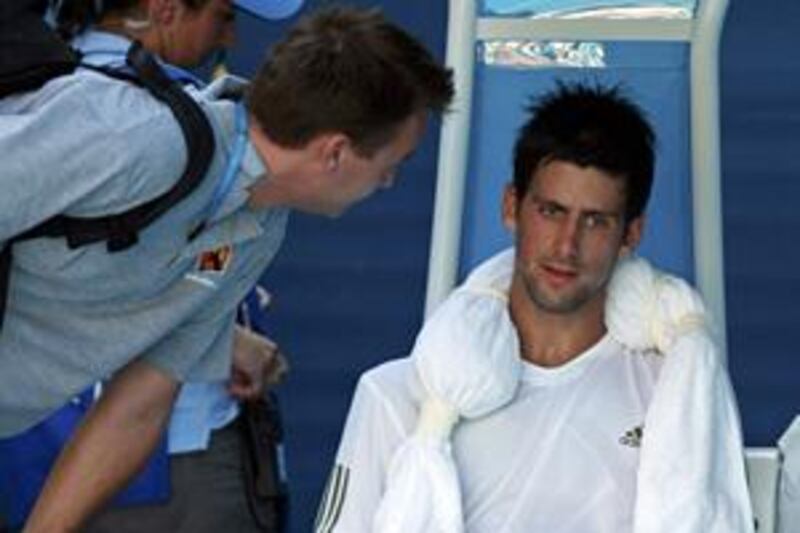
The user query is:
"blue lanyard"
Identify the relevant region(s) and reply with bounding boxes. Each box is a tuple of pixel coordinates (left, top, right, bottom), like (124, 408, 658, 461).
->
(189, 102, 248, 239)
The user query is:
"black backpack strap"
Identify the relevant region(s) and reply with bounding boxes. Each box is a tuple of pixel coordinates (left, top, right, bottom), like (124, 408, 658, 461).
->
(0, 42, 217, 330)
(37, 41, 216, 251)
(79, 61, 143, 87)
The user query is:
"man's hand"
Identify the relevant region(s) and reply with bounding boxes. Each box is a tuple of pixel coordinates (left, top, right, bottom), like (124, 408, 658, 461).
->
(228, 325, 288, 401)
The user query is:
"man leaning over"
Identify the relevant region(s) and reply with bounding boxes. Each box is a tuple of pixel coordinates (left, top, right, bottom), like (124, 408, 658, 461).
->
(0, 6, 453, 531)
(40, 1, 288, 531)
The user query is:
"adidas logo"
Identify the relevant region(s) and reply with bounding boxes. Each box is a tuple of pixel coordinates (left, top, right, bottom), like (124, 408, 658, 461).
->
(619, 425, 644, 448)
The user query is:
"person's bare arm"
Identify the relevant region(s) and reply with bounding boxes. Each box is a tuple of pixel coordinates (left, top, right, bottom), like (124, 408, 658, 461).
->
(23, 359, 180, 533)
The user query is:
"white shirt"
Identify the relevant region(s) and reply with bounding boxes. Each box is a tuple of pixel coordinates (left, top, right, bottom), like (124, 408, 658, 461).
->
(317, 335, 664, 533)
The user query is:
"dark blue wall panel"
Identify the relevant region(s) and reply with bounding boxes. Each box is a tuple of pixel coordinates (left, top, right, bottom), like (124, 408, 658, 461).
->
(721, 0, 800, 446)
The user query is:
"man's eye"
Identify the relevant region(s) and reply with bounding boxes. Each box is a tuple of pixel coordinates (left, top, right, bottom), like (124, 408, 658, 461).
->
(221, 7, 235, 21)
(538, 204, 559, 217)
(583, 214, 608, 228)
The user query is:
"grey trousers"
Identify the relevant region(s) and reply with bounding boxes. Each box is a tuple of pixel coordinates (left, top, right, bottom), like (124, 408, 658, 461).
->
(85, 420, 262, 533)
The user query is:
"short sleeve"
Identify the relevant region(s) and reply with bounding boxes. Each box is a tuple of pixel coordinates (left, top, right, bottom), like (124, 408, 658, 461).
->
(314, 373, 410, 533)
(142, 311, 236, 383)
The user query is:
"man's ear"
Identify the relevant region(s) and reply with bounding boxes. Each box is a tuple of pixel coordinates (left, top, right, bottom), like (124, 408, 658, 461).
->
(502, 183, 518, 233)
(318, 133, 349, 174)
(619, 215, 645, 257)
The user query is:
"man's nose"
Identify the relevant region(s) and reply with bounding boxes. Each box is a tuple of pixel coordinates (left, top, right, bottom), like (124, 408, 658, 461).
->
(380, 170, 397, 189)
(554, 217, 581, 260)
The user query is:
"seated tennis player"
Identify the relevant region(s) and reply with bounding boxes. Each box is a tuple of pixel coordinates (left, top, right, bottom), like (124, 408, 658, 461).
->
(314, 83, 755, 533)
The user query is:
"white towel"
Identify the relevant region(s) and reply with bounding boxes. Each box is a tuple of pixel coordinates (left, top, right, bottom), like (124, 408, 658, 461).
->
(374, 249, 519, 533)
(607, 257, 754, 533)
(374, 249, 754, 533)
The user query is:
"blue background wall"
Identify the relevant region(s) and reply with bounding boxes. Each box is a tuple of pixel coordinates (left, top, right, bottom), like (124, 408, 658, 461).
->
(721, 0, 800, 447)
(227, 1, 800, 530)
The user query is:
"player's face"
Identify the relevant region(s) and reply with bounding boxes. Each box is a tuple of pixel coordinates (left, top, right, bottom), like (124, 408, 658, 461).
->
(503, 160, 642, 316)
(168, 0, 235, 67)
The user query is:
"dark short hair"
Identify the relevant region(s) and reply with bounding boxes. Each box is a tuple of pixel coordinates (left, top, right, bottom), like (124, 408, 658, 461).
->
(513, 82, 655, 223)
(246, 6, 454, 157)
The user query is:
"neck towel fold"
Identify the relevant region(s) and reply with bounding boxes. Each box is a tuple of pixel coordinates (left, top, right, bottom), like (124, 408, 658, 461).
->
(374, 248, 754, 533)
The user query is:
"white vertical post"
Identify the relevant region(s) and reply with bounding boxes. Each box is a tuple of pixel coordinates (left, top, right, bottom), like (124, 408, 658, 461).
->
(424, 0, 478, 316)
(691, 0, 730, 360)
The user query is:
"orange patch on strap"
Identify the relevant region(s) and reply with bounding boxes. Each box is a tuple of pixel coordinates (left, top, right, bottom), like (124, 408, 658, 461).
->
(197, 244, 233, 273)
